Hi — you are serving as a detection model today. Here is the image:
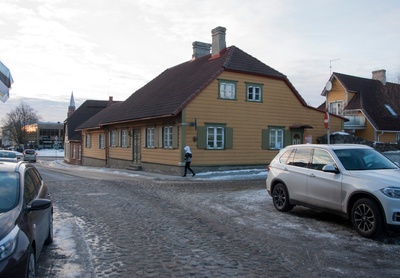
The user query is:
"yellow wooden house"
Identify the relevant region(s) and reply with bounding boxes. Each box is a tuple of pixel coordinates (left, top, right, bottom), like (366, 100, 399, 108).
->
(321, 70, 400, 143)
(77, 27, 344, 175)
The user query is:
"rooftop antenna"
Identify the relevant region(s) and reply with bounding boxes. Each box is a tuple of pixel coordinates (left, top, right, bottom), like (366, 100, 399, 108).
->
(330, 58, 340, 75)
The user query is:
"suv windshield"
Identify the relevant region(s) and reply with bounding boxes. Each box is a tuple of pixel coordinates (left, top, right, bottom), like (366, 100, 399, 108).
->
(0, 172, 19, 212)
(334, 148, 398, 170)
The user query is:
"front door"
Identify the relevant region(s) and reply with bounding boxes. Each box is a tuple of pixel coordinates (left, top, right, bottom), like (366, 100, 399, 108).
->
(132, 129, 141, 164)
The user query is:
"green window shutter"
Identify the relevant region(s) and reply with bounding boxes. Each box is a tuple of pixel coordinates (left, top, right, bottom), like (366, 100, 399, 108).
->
(225, 127, 233, 149)
(172, 126, 178, 149)
(262, 129, 269, 149)
(284, 130, 291, 147)
(197, 126, 207, 149)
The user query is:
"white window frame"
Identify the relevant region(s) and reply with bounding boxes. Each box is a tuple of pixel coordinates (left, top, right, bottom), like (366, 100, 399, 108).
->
(120, 129, 129, 148)
(110, 130, 117, 147)
(207, 126, 224, 149)
(99, 134, 105, 149)
(246, 83, 262, 102)
(163, 126, 173, 148)
(219, 80, 236, 100)
(146, 128, 155, 148)
(329, 100, 344, 115)
(269, 128, 284, 149)
(85, 134, 91, 148)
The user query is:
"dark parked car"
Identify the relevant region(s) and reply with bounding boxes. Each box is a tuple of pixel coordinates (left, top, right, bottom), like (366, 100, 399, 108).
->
(0, 161, 53, 277)
(266, 144, 400, 238)
(23, 149, 37, 162)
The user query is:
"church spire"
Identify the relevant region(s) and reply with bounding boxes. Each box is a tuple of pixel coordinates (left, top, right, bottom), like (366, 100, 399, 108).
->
(67, 91, 76, 118)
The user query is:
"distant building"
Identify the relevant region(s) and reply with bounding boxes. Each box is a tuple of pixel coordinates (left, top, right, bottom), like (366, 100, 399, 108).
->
(25, 122, 64, 149)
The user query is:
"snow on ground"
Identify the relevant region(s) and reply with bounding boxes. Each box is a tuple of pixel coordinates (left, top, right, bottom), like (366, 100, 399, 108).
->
(35, 149, 268, 180)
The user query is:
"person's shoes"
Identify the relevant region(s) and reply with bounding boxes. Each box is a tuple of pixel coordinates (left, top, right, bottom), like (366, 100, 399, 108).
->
(192, 173, 196, 177)
(182, 175, 186, 177)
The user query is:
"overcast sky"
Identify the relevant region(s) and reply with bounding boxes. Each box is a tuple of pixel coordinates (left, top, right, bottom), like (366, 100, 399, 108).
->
(1, 0, 399, 123)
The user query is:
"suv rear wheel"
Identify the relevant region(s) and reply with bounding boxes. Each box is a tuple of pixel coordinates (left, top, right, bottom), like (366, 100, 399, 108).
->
(351, 198, 383, 238)
(272, 183, 294, 212)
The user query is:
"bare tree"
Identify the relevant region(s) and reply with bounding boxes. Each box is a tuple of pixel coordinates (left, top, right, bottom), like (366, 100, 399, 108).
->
(2, 102, 41, 147)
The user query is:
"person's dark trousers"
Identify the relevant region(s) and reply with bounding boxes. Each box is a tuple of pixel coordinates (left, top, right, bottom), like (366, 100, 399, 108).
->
(183, 162, 195, 177)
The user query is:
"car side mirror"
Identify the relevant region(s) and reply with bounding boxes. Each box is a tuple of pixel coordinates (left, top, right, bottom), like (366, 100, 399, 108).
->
(26, 199, 52, 211)
(322, 164, 340, 174)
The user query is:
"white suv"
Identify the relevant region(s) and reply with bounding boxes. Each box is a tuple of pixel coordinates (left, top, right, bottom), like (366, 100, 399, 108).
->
(266, 144, 400, 238)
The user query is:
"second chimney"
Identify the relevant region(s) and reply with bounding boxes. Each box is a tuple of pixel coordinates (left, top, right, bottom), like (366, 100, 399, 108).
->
(192, 41, 211, 59)
(211, 26, 227, 57)
(372, 69, 386, 85)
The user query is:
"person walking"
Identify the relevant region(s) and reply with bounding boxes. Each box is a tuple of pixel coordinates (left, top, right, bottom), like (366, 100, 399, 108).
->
(182, 146, 195, 177)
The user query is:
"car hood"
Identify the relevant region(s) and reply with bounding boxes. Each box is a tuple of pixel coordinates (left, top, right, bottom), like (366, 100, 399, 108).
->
(350, 168, 400, 189)
(0, 207, 21, 239)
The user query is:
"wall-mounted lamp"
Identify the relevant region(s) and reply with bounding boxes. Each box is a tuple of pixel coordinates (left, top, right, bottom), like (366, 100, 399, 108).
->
(180, 118, 197, 130)
(189, 118, 197, 130)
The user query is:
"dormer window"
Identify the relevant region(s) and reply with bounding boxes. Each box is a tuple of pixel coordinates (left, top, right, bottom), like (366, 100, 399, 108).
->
(385, 104, 397, 116)
(329, 101, 344, 115)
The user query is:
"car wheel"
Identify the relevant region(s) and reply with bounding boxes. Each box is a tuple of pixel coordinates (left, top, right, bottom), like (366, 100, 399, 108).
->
(272, 183, 293, 212)
(27, 247, 36, 278)
(351, 198, 383, 238)
(45, 211, 53, 245)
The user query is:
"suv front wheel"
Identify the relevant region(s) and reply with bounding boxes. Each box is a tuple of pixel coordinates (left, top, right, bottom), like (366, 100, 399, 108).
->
(272, 183, 294, 212)
(351, 198, 383, 238)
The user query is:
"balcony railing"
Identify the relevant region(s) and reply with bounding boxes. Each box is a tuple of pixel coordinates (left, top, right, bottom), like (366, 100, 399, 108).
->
(344, 115, 366, 129)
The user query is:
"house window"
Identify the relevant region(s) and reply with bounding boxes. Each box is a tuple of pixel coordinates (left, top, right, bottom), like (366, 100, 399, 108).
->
(163, 126, 173, 148)
(207, 126, 224, 149)
(72, 145, 76, 159)
(218, 79, 237, 100)
(146, 128, 155, 148)
(329, 101, 344, 115)
(120, 129, 129, 148)
(397, 133, 400, 143)
(99, 134, 105, 149)
(85, 134, 91, 148)
(78, 145, 82, 160)
(110, 130, 117, 147)
(246, 83, 263, 102)
(269, 128, 284, 149)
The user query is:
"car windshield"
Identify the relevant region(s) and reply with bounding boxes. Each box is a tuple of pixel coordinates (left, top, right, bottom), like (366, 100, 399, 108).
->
(0, 172, 20, 212)
(334, 148, 398, 170)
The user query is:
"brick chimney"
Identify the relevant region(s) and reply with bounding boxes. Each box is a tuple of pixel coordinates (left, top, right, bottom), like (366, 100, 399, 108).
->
(108, 96, 113, 106)
(192, 41, 211, 59)
(372, 69, 386, 85)
(211, 26, 227, 57)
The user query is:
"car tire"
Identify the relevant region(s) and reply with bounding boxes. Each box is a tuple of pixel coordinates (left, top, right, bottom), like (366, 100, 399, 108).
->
(351, 198, 383, 238)
(45, 211, 54, 245)
(272, 183, 294, 212)
(26, 247, 36, 278)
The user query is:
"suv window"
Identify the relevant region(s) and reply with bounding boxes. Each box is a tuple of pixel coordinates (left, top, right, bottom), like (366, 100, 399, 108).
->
(292, 148, 312, 168)
(279, 149, 295, 164)
(310, 149, 335, 170)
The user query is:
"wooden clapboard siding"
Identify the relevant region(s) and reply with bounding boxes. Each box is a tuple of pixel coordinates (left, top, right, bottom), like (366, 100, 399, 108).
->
(328, 80, 347, 103)
(183, 71, 343, 166)
(82, 130, 106, 160)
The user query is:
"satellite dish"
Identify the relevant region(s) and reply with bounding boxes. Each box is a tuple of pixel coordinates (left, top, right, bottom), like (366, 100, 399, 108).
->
(325, 81, 332, 91)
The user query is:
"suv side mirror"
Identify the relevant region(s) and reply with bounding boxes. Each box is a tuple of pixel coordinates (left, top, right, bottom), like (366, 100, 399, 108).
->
(322, 164, 340, 174)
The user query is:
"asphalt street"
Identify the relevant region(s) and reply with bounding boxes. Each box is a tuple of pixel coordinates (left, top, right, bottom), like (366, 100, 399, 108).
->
(35, 163, 400, 278)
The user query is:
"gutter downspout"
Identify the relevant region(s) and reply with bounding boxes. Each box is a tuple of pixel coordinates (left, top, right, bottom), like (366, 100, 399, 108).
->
(377, 131, 384, 143)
